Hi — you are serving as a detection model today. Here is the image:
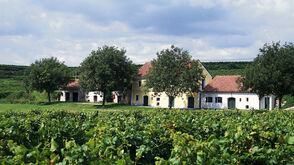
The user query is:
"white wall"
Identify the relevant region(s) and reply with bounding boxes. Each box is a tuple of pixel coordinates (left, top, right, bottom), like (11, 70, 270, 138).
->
(259, 95, 276, 110)
(86, 91, 103, 102)
(132, 92, 198, 109)
(60, 90, 103, 103)
(201, 92, 275, 110)
(60, 90, 84, 102)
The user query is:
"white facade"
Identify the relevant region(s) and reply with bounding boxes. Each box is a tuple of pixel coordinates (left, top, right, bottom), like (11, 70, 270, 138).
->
(85, 91, 104, 102)
(131, 92, 200, 109)
(201, 92, 276, 110)
(60, 90, 103, 103)
(60, 90, 84, 102)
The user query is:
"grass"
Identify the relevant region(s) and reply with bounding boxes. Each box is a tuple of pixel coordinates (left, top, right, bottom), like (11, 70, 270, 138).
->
(283, 95, 294, 109)
(0, 102, 158, 113)
(2, 102, 292, 113)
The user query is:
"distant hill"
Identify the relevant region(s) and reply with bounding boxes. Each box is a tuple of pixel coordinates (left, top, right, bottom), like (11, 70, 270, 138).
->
(202, 62, 252, 77)
(0, 62, 251, 79)
(0, 65, 27, 79)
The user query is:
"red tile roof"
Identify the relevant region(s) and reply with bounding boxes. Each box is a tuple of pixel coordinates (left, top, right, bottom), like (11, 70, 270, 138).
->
(138, 62, 152, 76)
(203, 75, 245, 92)
(66, 79, 79, 88)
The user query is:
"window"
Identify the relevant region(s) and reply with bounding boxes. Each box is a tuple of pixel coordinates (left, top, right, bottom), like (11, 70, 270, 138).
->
(239, 98, 242, 102)
(202, 79, 206, 89)
(157, 102, 160, 106)
(246, 98, 249, 102)
(206, 97, 213, 103)
(156, 98, 160, 101)
(135, 95, 139, 101)
(138, 80, 142, 87)
(246, 105, 249, 109)
(215, 97, 222, 103)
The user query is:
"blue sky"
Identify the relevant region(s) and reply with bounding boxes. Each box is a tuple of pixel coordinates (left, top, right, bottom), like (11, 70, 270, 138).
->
(1, 0, 294, 66)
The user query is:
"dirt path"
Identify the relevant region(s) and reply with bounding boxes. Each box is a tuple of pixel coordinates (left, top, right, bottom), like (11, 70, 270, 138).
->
(285, 106, 294, 110)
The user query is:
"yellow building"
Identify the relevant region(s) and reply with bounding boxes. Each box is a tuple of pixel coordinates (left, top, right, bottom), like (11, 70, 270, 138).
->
(130, 61, 212, 108)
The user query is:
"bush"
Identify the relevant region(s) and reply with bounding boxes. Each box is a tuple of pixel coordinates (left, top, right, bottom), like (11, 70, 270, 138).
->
(0, 110, 293, 164)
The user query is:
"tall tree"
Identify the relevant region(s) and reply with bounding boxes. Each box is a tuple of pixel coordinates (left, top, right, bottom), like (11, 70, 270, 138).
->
(24, 57, 72, 102)
(145, 45, 204, 109)
(79, 46, 136, 105)
(240, 42, 294, 109)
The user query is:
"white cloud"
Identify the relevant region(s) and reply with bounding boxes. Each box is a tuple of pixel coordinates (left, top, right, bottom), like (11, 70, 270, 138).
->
(1, 0, 294, 66)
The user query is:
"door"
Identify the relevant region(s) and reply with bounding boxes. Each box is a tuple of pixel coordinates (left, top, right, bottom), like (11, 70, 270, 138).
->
(65, 92, 70, 102)
(143, 96, 148, 106)
(228, 97, 235, 109)
(94, 96, 97, 102)
(169, 96, 175, 108)
(265, 97, 270, 110)
(188, 97, 194, 108)
(73, 92, 79, 102)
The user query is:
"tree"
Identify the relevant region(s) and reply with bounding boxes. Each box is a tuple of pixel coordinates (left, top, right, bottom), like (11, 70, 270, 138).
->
(24, 57, 72, 102)
(240, 42, 294, 109)
(79, 46, 137, 105)
(145, 45, 204, 109)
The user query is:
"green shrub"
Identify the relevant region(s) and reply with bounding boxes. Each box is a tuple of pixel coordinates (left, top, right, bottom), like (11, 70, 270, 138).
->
(0, 110, 293, 164)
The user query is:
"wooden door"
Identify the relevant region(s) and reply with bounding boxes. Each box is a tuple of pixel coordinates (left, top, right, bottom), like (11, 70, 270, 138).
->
(143, 96, 148, 106)
(265, 97, 270, 110)
(94, 96, 97, 102)
(228, 98, 235, 109)
(73, 92, 79, 102)
(65, 92, 70, 102)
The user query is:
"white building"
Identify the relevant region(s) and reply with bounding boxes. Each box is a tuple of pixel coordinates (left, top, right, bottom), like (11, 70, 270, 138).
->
(200, 75, 276, 110)
(60, 79, 103, 103)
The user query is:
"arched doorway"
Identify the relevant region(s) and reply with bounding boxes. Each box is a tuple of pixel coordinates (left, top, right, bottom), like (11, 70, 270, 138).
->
(143, 95, 148, 106)
(228, 97, 236, 109)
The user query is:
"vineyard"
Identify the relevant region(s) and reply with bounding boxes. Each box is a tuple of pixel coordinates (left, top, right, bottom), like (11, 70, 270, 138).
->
(0, 109, 293, 164)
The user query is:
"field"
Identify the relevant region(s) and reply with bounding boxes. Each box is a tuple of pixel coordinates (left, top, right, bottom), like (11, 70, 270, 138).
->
(0, 108, 293, 164)
(0, 103, 154, 112)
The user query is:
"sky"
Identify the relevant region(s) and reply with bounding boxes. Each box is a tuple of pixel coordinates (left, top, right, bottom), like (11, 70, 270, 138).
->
(1, 0, 294, 66)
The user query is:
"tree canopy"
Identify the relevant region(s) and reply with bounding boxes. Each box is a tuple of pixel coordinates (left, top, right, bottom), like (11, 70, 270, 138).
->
(79, 46, 137, 105)
(240, 42, 294, 108)
(145, 45, 204, 109)
(24, 57, 71, 102)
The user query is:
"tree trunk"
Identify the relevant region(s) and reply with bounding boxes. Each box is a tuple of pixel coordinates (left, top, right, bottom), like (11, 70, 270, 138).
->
(48, 91, 51, 103)
(102, 90, 106, 106)
(278, 96, 282, 109)
(169, 96, 172, 109)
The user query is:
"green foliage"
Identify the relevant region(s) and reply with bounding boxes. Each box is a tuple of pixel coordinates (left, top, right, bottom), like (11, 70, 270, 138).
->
(146, 45, 204, 109)
(208, 69, 244, 77)
(282, 95, 294, 109)
(0, 65, 27, 79)
(0, 109, 293, 164)
(240, 42, 294, 108)
(79, 45, 137, 105)
(202, 62, 251, 70)
(24, 57, 72, 102)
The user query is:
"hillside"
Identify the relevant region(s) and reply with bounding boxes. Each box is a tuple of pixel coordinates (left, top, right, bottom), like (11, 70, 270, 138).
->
(0, 65, 26, 99)
(202, 62, 251, 77)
